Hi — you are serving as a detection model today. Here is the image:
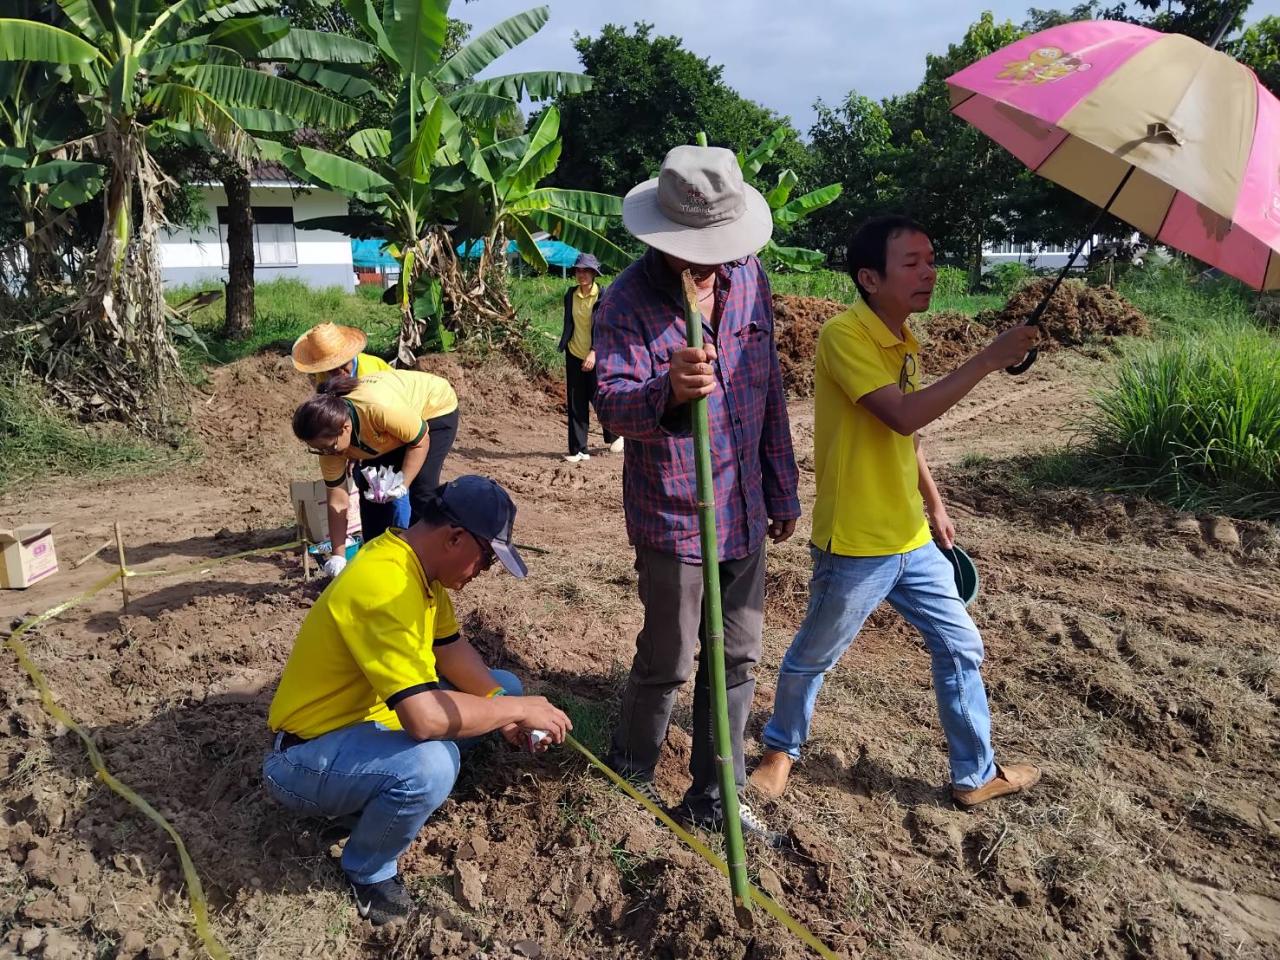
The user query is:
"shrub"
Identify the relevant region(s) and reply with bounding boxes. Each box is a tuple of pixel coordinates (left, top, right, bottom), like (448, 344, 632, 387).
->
(1082, 327, 1280, 519)
(985, 261, 1034, 296)
(933, 265, 968, 300)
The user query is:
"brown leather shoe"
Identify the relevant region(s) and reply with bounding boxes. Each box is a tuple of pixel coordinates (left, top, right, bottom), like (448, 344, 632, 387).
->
(952, 762, 1041, 808)
(748, 750, 794, 800)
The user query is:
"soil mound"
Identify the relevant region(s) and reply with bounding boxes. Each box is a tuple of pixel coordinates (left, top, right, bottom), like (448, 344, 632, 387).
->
(771, 295, 845, 396)
(976, 277, 1149, 346)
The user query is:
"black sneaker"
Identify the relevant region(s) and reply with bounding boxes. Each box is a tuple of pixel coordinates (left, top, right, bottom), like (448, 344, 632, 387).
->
(349, 875, 413, 926)
(671, 792, 783, 848)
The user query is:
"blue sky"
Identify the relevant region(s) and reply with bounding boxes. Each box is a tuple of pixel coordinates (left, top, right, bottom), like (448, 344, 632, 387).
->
(464, 0, 1280, 134)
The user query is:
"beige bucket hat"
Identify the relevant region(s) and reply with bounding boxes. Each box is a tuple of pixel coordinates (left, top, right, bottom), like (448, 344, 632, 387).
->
(622, 145, 773, 264)
(291, 323, 367, 374)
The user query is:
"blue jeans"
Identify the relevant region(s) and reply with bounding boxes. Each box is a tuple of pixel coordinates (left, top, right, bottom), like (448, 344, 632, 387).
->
(262, 670, 521, 884)
(761, 543, 995, 789)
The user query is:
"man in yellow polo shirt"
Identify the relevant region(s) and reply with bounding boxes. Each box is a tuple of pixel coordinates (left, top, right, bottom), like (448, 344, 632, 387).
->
(263, 476, 571, 926)
(750, 216, 1042, 809)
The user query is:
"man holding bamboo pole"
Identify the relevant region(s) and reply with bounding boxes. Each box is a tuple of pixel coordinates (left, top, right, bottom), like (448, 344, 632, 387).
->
(594, 145, 800, 840)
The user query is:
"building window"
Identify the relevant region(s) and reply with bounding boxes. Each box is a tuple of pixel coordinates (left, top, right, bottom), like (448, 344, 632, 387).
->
(216, 206, 297, 267)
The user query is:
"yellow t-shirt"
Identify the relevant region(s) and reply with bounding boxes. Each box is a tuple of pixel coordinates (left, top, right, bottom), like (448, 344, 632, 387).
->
(810, 300, 931, 557)
(567, 283, 599, 360)
(319, 369, 459, 483)
(353, 352, 392, 377)
(307, 352, 391, 386)
(267, 531, 460, 739)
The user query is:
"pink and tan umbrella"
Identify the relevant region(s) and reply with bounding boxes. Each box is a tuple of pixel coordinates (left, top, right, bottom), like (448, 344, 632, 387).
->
(947, 20, 1280, 371)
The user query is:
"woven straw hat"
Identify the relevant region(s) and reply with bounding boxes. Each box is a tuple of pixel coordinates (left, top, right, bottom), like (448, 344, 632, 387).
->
(292, 323, 367, 374)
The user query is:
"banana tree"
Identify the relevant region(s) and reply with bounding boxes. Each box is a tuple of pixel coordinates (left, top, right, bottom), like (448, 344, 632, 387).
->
(456, 104, 627, 294)
(737, 125, 843, 272)
(0, 2, 369, 428)
(291, 0, 602, 362)
(0, 58, 101, 292)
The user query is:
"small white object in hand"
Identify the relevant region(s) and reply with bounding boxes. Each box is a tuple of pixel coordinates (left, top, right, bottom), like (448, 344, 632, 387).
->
(526, 729, 550, 752)
(361, 465, 408, 503)
(322, 555, 347, 577)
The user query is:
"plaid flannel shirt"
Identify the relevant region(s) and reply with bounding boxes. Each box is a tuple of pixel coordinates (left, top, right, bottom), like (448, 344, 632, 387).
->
(594, 249, 801, 562)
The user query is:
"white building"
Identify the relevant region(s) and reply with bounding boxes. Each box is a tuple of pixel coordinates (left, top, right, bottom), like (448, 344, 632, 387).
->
(983, 239, 1093, 271)
(160, 174, 354, 289)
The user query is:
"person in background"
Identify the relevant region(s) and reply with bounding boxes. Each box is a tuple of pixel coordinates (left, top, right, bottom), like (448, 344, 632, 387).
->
(265, 476, 571, 926)
(292, 369, 459, 576)
(292, 322, 392, 385)
(558, 253, 622, 463)
(749, 215, 1042, 809)
(594, 145, 800, 841)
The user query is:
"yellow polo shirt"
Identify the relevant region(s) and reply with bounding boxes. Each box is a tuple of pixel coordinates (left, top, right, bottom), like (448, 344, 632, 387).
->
(307, 352, 391, 385)
(319, 369, 458, 484)
(811, 300, 931, 557)
(353, 352, 392, 377)
(567, 283, 599, 360)
(268, 531, 460, 739)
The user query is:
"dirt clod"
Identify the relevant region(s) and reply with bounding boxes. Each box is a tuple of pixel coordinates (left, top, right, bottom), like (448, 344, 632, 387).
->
(454, 860, 486, 911)
(512, 940, 542, 959)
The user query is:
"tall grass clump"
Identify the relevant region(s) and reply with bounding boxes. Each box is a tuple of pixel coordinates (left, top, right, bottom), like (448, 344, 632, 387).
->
(0, 373, 174, 491)
(1082, 327, 1279, 519)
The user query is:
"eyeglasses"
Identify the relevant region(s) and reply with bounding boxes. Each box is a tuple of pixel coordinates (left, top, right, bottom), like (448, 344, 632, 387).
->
(469, 531, 496, 570)
(898, 353, 917, 393)
(305, 441, 343, 456)
(440, 503, 496, 569)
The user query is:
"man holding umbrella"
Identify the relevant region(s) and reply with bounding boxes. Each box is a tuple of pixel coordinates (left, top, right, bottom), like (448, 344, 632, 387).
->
(750, 215, 1042, 808)
(594, 145, 800, 838)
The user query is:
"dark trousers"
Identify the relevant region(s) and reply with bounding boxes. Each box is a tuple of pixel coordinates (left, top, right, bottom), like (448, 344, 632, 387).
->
(608, 545, 766, 798)
(565, 353, 617, 455)
(354, 408, 459, 542)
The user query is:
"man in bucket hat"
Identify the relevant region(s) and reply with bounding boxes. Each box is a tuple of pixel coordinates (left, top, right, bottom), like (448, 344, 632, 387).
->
(557, 252, 622, 462)
(265, 476, 571, 926)
(594, 145, 800, 840)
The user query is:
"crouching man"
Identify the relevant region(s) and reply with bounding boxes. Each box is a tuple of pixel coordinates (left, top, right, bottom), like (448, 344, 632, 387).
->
(263, 476, 571, 925)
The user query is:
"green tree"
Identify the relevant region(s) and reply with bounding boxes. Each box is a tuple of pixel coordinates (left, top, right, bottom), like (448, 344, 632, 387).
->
(802, 93, 899, 259)
(0, 0, 366, 428)
(548, 23, 809, 199)
(1234, 15, 1280, 95)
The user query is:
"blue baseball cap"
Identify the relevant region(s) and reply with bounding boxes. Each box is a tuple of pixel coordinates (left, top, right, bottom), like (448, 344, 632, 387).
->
(435, 476, 527, 578)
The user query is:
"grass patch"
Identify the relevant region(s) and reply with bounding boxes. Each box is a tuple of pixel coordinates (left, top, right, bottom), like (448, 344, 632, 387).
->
(1115, 260, 1257, 337)
(552, 691, 616, 760)
(0, 372, 177, 492)
(1032, 327, 1280, 520)
(170, 279, 400, 366)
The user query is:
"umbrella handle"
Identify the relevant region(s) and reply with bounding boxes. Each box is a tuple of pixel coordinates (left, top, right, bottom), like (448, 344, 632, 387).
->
(1006, 346, 1038, 375)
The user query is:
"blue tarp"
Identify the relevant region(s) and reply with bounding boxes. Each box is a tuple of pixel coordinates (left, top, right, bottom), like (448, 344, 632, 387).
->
(351, 238, 398, 268)
(455, 236, 581, 269)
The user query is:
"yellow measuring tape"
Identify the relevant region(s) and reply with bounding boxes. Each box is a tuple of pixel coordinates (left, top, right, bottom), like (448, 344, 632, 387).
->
(5, 539, 301, 959)
(564, 735, 840, 959)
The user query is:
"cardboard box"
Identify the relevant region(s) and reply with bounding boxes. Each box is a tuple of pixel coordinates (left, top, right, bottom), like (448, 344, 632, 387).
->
(0, 524, 59, 589)
(291, 480, 362, 544)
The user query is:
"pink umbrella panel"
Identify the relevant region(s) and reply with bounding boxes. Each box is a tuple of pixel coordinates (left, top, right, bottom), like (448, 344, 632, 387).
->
(947, 19, 1280, 292)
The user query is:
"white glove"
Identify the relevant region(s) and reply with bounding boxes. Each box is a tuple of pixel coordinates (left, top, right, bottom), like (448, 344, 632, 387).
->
(322, 555, 347, 577)
(361, 465, 409, 503)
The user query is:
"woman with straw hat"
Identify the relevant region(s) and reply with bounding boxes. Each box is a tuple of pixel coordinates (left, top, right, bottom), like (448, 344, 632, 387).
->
(292, 322, 392, 386)
(292, 369, 459, 577)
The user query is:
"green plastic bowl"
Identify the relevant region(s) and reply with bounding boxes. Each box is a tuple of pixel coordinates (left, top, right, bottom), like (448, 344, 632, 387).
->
(943, 544, 980, 607)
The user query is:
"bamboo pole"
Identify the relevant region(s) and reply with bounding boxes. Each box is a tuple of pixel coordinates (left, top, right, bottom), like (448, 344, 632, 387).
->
(112, 522, 128, 611)
(71, 538, 113, 569)
(681, 270, 752, 926)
